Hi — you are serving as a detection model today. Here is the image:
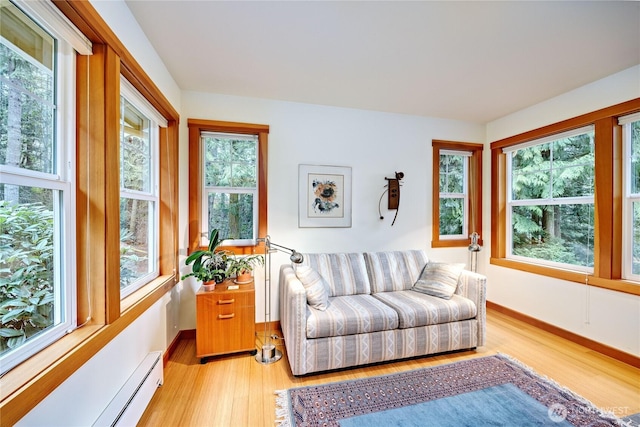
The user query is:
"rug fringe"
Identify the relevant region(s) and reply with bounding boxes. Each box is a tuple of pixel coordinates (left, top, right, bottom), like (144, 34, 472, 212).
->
(275, 389, 292, 427)
(496, 353, 626, 426)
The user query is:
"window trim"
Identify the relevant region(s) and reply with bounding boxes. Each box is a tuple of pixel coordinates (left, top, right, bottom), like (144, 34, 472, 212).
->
(0, 2, 180, 424)
(490, 98, 640, 297)
(431, 140, 483, 248)
(187, 119, 268, 255)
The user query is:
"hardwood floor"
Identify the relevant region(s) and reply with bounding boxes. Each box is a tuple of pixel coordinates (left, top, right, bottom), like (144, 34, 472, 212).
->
(139, 308, 640, 426)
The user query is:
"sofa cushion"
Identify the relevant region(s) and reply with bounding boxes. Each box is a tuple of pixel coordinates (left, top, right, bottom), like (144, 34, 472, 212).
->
(412, 262, 465, 300)
(306, 294, 399, 339)
(364, 250, 428, 293)
(302, 253, 371, 297)
(294, 265, 329, 310)
(373, 290, 477, 329)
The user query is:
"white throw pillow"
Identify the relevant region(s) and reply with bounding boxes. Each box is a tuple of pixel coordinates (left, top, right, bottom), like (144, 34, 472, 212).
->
(412, 262, 465, 300)
(295, 265, 329, 310)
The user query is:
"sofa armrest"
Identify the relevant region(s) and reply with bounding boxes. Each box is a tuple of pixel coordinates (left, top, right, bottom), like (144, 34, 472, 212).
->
(278, 264, 309, 376)
(455, 270, 487, 346)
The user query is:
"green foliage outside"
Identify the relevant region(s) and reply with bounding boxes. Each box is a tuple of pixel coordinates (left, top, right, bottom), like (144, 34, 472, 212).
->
(119, 98, 152, 289)
(0, 201, 54, 356)
(439, 154, 465, 236)
(204, 136, 256, 240)
(632, 121, 640, 274)
(510, 132, 595, 267)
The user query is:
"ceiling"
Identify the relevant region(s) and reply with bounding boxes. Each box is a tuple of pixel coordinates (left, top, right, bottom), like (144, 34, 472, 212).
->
(124, 1, 640, 124)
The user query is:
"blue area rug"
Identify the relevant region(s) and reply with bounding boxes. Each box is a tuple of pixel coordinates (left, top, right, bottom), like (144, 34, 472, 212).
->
(276, 354, 624, 426)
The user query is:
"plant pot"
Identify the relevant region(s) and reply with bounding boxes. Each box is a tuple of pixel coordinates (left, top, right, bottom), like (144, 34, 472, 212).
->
(234, 271, 253, 284)
(202, 280, 216, 292)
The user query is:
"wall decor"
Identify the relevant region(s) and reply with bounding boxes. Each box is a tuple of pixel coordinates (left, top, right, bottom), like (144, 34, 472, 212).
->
(298, 164, 352, 228)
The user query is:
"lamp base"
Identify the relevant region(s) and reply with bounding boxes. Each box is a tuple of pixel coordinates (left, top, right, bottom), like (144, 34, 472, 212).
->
(255, 344, 282, 364)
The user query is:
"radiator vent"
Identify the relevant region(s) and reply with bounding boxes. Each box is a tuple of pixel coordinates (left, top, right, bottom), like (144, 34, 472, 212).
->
(93, 351, 163, 427)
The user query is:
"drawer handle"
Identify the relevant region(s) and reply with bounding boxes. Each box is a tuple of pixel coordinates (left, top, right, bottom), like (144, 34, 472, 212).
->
(218, 313, 235, 319)
(218, 299, 235, 305)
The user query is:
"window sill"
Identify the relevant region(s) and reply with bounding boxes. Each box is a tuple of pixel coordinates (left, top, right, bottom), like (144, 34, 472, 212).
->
(0, 275, 176, 426)
(490, 257, 640, 296)
(432, 238, 484, 248)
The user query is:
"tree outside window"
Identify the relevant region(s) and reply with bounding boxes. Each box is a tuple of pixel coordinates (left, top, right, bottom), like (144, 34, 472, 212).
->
(203, 133, 257, 244)
(187, 119, 268, 255)
(431, 140, 483, 248)
(0, 1, 74, 373)
(506, 127, 595, 270)
(621, 115, 640, 279)
(119, 81, 161, 297)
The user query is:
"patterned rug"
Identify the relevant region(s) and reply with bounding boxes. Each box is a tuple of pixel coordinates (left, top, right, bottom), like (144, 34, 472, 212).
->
(276, 354, 626, 426)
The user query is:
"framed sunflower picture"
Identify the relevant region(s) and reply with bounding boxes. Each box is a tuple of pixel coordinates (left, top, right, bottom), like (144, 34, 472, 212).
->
(298, 164, 352, 228)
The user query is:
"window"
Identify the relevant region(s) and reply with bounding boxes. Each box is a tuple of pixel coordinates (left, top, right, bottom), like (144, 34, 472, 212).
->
(439, 151, 469, 238)
(0, 1, 180, 423)
(490, 99, 640, 295)
(620, 113, 640, 281)
(505, 126, 595, 271)
(188, 119, 268, 254)
(0, 0, 77, 373)
(201, 132, 258, 246)
(119, 78, 164, 298)
(432, 140, 483, 248)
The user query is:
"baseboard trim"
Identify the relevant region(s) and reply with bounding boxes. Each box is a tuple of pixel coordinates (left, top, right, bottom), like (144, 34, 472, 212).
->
(487, 301, 640, 369)
(164, 329, 195, 366)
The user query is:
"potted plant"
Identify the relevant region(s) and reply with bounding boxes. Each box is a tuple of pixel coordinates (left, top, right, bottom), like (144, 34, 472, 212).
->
(226, 254, 264, 284)
(181, 229, 231, 290)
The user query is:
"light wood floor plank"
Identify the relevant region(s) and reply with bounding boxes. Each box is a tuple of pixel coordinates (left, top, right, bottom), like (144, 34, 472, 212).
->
(139, 308, 640, 426)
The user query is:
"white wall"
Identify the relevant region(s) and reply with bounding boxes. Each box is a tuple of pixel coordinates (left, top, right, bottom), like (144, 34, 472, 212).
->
(484, 64, 640, 357)
(17, 289, 180, 427)
(18, 1, 183, 424)
(178, 93, 486, 330)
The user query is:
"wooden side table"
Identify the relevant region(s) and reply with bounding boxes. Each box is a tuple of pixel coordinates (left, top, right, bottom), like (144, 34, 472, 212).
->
(195, 279, 256, 363)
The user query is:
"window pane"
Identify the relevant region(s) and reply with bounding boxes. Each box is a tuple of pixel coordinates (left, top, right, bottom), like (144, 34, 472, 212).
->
(0, 185, 58, 358)
(632, 121, 640, 195)
(511, 203, 594, 267)
(511, 131, 594, 201)
(120, 197, 152, 289)
(439, 197, 463, 235)
(633, 201, 640, 275)
(120, 100, 150, 193)
(0, 3, 55, 175)
(207, 192, 254, 240)
(439, 154, 464, 193)
(204, 136, 257, 188)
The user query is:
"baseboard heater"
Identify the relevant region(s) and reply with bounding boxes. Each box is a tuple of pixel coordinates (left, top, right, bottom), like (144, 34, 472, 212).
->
(93, 351, 163, 427)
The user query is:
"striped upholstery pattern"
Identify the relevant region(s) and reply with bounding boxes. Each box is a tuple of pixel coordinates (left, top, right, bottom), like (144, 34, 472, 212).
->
(306, 295, 399, 339)
(302, 253, 371, 297)
(279, 251, 487, 376)
(364, 250, 429, 293)
(301, 321, 478, 374)
(373, 291, 477, 328)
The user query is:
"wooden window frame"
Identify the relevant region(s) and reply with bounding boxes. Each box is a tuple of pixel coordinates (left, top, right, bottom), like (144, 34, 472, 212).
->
(490, 98, 640, 296)
(431, 140, 483, 248)
(0, 2, 180, 425)
(187, 119, 268, 255)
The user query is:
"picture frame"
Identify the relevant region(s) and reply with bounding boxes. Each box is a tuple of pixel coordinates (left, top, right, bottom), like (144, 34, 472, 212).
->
(298, 164, 352, 228)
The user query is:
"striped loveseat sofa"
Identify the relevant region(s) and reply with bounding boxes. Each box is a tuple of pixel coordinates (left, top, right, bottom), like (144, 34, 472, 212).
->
(279, 250, 487, 376)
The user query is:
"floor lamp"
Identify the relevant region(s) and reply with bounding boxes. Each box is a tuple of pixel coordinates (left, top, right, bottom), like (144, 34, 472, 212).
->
(468, 232, 481, 273)
(255, 235, 304, 365)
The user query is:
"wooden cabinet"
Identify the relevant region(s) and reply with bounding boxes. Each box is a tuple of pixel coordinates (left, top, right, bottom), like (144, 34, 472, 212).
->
(195, 280, 256, 362)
